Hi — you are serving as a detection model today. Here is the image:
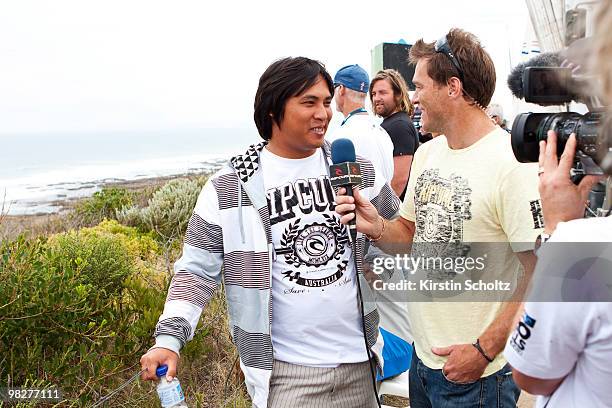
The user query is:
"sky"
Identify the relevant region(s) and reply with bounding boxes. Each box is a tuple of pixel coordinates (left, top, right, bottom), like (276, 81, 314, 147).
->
(0, 0, 531, 135)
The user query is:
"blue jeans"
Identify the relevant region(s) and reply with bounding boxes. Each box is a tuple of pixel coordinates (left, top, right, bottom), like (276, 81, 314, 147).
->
(409, 347, 520, 408)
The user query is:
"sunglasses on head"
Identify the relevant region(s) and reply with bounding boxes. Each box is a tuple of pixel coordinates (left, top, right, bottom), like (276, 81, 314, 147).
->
(434, 35, 465, 83)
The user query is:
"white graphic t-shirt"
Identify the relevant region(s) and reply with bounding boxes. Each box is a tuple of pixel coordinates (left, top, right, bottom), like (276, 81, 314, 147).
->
(261, 147, 367, 367)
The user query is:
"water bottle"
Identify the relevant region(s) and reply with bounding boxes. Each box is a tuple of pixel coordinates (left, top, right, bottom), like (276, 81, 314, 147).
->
(156, 364, 188, 407)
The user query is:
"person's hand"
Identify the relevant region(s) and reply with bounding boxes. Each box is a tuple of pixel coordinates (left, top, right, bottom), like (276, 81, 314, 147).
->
(538, 131, 602, 234)
(432, 343, 489, 384)
(140, 347, 179, 381)
(335, 186, 382, 238)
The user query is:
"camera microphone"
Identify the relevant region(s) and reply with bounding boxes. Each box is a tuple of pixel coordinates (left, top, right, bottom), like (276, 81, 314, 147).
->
(506, 52, 577, 105)
(329, 138, 362, 243)
(507, 52, 562, 99)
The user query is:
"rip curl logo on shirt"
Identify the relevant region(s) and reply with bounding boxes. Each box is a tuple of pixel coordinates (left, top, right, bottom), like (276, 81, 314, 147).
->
(295, 224, 336, 265)
(267, 176, 336, 226)
(275, 214, 348, 268)
(412, 169, 472, 280)
(282, 260, 348, 287)
(509, 312, 537, 355)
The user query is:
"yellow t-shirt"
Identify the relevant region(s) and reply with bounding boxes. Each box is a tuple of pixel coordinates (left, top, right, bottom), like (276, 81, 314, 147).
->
(399, 127, 543, 376)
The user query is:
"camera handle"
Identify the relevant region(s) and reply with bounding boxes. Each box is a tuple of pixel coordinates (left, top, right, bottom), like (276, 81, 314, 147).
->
(570, 154, 611, 217)
(571, 153, 605, 185)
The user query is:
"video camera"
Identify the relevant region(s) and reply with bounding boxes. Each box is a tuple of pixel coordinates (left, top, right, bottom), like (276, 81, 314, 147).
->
(509, 54, 611, 180)
(507, 6, 612, 216)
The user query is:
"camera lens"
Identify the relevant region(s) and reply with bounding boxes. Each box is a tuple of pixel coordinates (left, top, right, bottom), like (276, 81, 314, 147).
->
(511, 111, 604, 163)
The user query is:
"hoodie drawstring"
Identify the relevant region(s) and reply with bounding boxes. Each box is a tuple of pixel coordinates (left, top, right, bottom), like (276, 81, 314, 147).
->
(238, 181, 246, 244)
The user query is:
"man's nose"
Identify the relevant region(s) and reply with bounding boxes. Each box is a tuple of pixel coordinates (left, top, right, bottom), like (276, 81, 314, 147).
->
(411, 92, 419, 105)
(314, 103, 329, 120)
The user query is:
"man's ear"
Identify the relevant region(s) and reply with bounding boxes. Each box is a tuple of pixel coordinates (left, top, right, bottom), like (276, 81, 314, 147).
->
(447, 77, 462, 98)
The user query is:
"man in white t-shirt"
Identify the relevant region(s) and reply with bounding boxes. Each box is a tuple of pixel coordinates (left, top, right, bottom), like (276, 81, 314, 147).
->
(141, 57, 400, 407)
(328, 64, 394, 182)
(329, 64, 413, 382)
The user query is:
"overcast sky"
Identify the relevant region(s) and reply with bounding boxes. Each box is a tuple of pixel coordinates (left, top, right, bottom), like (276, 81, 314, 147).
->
(0, 0, 530, 135)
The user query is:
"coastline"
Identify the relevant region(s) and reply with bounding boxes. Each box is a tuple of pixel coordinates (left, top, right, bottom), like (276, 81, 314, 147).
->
(0, 172, 210, 240)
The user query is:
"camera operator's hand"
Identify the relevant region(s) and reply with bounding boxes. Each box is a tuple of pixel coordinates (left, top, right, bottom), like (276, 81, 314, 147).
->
(538, 130, 602, 234)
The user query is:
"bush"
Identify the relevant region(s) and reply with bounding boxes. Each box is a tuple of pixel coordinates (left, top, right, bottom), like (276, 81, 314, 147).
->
(115, 204, 143, 229)
(47, 230, 133, 295)
(79, 219, 161, 262)
(0, 222, 166, 405)
(117, 177, 206, 242)
(73, 187, 133, 226)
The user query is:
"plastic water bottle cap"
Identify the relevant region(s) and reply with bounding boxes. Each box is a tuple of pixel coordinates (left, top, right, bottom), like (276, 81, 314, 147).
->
(156, 364, 168, 377)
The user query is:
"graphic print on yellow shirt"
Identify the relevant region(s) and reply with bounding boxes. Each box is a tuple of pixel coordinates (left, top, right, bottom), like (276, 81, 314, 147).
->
(412, 168, 479, 283)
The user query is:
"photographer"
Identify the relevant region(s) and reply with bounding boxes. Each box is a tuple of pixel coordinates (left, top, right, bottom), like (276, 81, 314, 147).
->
(503, 2, 612, 406)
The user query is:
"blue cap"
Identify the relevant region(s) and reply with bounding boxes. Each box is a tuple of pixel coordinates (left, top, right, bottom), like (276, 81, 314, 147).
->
(334, 64, 369, 93)
(156, 364, 168, 377)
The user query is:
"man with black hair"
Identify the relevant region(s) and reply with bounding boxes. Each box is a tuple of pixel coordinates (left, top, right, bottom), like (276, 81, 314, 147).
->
(140, 56, 399, 407)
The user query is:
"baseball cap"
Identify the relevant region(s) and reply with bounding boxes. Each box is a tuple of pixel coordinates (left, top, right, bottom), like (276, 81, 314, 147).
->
(334, 64, 370, 93)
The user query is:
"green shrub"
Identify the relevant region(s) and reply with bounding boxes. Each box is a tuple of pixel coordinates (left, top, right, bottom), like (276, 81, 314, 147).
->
(117, 177, 206, 242)
(0, 223, 166, 405)
(115, 204, 143, 229)
(82, 219, 161, 260)
(73, 187, 133, 226)
(47, 230, 133, 295)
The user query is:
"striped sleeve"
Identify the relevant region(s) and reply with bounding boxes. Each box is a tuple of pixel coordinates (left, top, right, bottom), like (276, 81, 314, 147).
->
(366, 158, 400, 220)
(154, 177, 224, 353)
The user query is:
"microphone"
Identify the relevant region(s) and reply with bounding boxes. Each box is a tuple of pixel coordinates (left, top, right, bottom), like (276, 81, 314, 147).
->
(329, 138, 362, 242)
(330, 139, 382, 408)
(507, 52, 563, 100)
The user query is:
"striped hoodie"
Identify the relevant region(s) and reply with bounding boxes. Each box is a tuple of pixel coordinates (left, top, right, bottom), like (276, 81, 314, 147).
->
(153, 140, 400, 407)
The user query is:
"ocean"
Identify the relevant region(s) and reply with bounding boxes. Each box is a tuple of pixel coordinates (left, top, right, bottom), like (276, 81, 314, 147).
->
(0, 128, 260, 215)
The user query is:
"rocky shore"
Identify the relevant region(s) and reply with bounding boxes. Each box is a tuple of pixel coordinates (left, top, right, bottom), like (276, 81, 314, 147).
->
(0, 173, 207, 240)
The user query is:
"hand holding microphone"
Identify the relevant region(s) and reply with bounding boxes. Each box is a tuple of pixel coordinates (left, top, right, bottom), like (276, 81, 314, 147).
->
(330, 138, 384, 240)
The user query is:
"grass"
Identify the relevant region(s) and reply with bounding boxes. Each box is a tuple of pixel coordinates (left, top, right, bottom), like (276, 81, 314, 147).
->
(89, 290, 250, 408)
